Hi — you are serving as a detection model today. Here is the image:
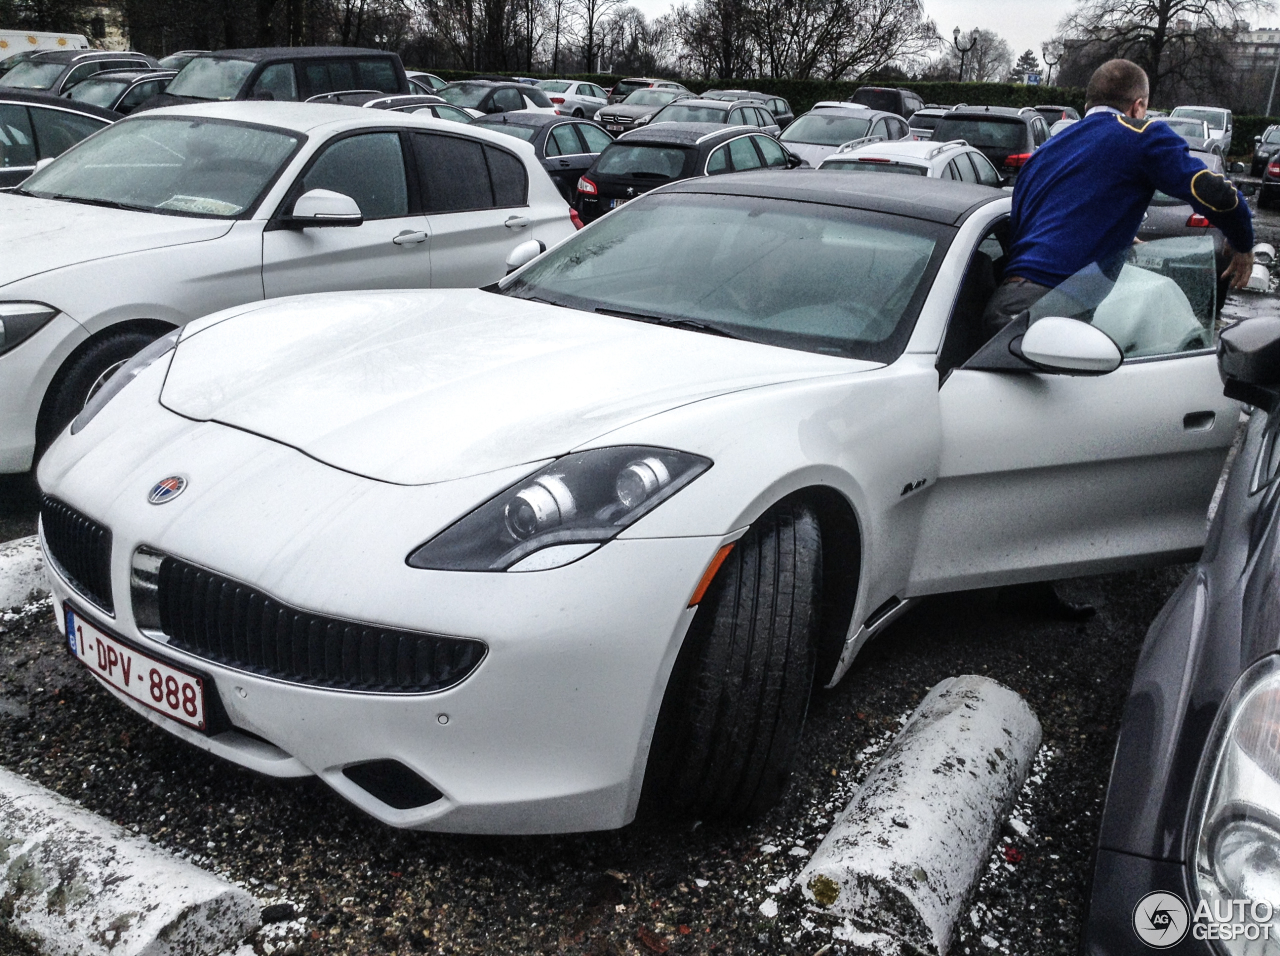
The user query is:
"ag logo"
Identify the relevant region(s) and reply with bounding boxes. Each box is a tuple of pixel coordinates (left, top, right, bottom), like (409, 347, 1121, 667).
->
(1133, 891, 1190, 948)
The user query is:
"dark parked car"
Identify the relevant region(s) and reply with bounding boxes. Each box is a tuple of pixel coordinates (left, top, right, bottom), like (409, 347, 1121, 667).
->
(0, 50, 43, 79)
(779, 105, 910, 167)
(1080, 315, 1280, 953)
(472, 111, 613, 200)
(1258, 154, 1280, 208)
(304, 90, 473, 123)
(0, 90, 117, 187)
(848, 85, 925, 120)
(0, 49, 158, 97)
(64, 69, 176, 115)
(930, 105, 1049, 184)
(157, 50, 208, 71)
(908, 106, 951, 140)
(1253, 124, 1280, 176)
(607, 76, 688, 104)
(436, 80, 556, 116)
(575, 123, 794, 223)
(1033, 104, 1080, 126)
(594, 87, 690, 134)
(138, 47, 408, 110)
(648, 97, 780, 137)
(701, 89, 794, 128)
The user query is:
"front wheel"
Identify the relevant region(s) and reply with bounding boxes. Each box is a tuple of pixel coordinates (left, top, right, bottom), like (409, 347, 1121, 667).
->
(641, 501, 822, 822)
(572, 108, 584, 118)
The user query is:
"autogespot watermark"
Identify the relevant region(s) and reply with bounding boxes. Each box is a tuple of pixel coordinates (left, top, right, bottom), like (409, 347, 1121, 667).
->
(1132, 891, 1276, 947)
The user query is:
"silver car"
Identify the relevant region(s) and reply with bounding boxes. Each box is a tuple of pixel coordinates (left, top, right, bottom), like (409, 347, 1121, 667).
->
(1155, 115, 1218, 154)
(779, 105, 910, 167)
(1169, 105, 1232, 154)
(536, 79, 608, 118)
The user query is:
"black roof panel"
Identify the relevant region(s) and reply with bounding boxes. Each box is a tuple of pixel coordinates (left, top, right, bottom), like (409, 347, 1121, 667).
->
(202, 47, 398, 62)
(619, 122, 742, 146)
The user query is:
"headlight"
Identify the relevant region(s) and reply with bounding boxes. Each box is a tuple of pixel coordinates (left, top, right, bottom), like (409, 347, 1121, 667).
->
(407, 446, 711, 572)
(0, 302, 58, 356)
(70, 329, 179, 435)
(636, 113, 653, 125)
(1193, 654, 1280, 951)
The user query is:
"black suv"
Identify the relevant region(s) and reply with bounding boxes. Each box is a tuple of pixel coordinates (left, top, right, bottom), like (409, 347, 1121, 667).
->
(436, 80, 555, 115)
(0, 50, 158, 97)
(848, 86, 925, 120)
(138, 47, 408, 110)
(931, 105, 1050, 184)
(576, 123, 795, 223)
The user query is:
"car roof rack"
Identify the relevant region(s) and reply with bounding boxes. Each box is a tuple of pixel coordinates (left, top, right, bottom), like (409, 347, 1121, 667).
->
(695, 124, 754, 144)
(834, 134, 887, 153)
(925, 139, 969, 159)
(305, 89, 384, 102)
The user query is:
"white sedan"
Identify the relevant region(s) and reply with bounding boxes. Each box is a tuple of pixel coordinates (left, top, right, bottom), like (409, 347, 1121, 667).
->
(37, 173, 1238, 834)
(0, 101, 576, 475)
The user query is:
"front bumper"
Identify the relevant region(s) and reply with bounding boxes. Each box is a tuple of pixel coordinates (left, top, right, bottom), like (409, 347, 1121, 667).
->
(39, 420, 728, 833)
(1081, 849, 1206, 955)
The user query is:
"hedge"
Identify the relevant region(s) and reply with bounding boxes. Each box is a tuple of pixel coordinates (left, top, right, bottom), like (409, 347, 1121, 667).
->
(409, 67, 1087, 117)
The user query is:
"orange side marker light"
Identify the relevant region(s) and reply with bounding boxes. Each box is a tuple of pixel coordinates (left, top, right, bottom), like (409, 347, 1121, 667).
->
(688, 544, 735, 607)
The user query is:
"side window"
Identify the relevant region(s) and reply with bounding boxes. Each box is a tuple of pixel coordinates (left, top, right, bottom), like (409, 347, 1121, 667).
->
(117, 81, 157, 112)
(725, 108, 741, 125)
(493, 88, 523, 112)
(550, 123, 583, 155)
(299, 132, 408, 219)
(770, 99, 785, 116)
(415, 132, 509, 211)
(63, 62, 100, 89)
(437, 105, 473, 124)
(870, 119, 887, 139)
(544, 132, 561, 157)
(486, 145, 527, 206)
(970, 151, 1001, 186)
(955, 153, 978, 183)
(706, 144, 729, 175)
(756, 107, 773, 127)
(327, 60, 359, 93)
(940, 161, 957, 180)
(897, 118, 911, 138)
(576, 123, 612, 153)
(1032, 118, 1048, 146)
(252, 63, 298, 102)
(754, 134, 788, 167)
(728, 135, 762, 171)
(0, 104, 36, 169)
(302, 61, 332, 97)
(29, 108, 103, 159)
(939, 219, 1007, 376)
(591, 85, 607, 99)
(357, 59, 399, 93)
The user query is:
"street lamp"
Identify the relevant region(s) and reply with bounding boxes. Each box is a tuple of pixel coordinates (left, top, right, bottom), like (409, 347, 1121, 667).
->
(953, 27, 977, 83)
(1041, 43, 1061, 87)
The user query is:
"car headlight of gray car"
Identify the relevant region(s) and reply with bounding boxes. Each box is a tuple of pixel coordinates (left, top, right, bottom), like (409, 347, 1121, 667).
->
(408, 446, 711, 572)
(0, 302, 59, 356)
(1193, 653, 1280, 948)
(70, 329, 180, 435)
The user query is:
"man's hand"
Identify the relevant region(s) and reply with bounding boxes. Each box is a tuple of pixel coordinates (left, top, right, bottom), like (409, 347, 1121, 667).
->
(1222, 247, 1255, 289)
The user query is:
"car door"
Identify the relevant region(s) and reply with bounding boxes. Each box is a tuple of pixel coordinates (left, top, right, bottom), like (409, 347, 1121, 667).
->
(412, 130, 532, 287)
(543, 122, 595, 198)
(28, 106, 107, 161)
(0, 101, 36, 186)
(262, 130, 431, 297)
(911, 227, 1241, 594)
(492, 87, 524, 114)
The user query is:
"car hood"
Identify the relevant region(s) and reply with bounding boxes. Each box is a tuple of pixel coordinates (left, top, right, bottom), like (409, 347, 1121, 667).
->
(781, 142, 838, 166)
(160, 288, 867, 485)
(0, 193, 234, 290)
(602, 104, 660, 121)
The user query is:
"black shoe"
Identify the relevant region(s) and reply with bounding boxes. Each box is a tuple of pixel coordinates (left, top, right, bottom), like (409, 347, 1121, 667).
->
(1001, 581, 1096, 621)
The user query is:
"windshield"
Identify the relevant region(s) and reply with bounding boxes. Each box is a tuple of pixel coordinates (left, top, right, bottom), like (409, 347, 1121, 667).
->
(19, 116, 300, 217)
(437, 84, 491, 108)
(0, 61, 65, 90)
(613, 80, 650, 96)
(822, 159, 927, 175)
(623, 89, 679, 108)
(476, 122, 537, 141)
(500, 192, 947, 362)
(158, 53, 198, 70)
(911, 114, 940, 130)
(595, 144, 688, 179)
(1266, 128, 1280, 144)
(68, 78, 129, 107)
(538, 80, 571, 93)
(1172, 107, 1225, 130)
(166, 57, 255, 100)
(781, 113, 872, 146)
(1163, 118, 1205, 138)
(651, 104, 727, 124)
(931, 117, 1025, 150)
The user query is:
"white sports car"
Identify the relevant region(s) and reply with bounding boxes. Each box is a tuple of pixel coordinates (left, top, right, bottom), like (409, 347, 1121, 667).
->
(37, 173, 1239, 834)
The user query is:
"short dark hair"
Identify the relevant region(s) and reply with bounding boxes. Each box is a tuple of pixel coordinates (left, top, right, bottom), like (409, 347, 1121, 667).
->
(1085, 59, 1150, 112)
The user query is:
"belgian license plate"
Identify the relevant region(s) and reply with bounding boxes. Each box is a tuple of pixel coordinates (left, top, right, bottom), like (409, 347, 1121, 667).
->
(66, 604, 206, 730)
(607, 124, 623, 131)
(609, 198, 628, 209)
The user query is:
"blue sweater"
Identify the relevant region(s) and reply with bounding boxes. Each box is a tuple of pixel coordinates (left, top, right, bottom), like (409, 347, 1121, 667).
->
(1005, 111, 1254, 288)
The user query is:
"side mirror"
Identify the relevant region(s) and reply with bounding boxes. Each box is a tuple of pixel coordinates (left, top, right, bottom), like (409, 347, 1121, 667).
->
(1014, 316, 1123, 375)
(1256, 135, 1263, 143)
(785, 150, 803, 168)
(505, 238, 546, 274)
(1219, 316, 1280, 410)
(288, 188, 363, 227)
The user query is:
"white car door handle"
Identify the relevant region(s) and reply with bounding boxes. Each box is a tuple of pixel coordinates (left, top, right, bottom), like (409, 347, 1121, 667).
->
(505, 216, 532, 229)
(393, 230, 428, 245)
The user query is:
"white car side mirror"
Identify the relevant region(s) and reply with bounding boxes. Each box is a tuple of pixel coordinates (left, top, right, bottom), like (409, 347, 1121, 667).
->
(290, 188, 363, 227)
(506, 239, 546, 274)
(1018, 316, 1122, 375)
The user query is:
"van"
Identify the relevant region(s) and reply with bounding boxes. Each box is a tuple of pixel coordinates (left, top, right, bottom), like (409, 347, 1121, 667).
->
(0, 31, 89, 67)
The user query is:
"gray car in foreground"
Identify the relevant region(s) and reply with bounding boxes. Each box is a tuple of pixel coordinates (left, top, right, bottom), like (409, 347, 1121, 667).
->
(1081, 314, 1280, 953)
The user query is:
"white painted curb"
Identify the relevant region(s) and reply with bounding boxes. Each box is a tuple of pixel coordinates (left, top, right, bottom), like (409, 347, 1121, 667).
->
(0, 536, 47, 610)
(799, 674, 1042, 955)
(0, 766, 260, 956)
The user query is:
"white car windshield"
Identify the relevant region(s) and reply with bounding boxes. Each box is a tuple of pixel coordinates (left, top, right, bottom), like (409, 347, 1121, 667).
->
(0, 61, 65, 90)
(500, 192, 947, 361)
(17, 116, 300, 218)
(1173, 108, 1225, 131)
(781, 114, 873, 146)
(166, 57, 255, 100)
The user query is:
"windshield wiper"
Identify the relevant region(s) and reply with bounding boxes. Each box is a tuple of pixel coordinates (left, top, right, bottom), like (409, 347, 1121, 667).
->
(39, 193, 148, 212)
(595, 307, 742, 339)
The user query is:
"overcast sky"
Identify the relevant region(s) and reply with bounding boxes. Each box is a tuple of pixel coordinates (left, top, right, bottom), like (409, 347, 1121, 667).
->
(625, 0, 1079, 72)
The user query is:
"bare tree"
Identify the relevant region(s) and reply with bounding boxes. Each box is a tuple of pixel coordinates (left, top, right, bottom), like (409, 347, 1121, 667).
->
(571, 0, 623, 72)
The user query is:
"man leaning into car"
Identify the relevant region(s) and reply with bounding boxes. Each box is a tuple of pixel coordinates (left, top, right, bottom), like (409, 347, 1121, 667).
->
(983, 58, 1255, 335)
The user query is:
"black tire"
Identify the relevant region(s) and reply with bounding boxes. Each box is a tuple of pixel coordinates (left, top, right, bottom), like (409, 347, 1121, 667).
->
(1260, 186, 1274, 210)
(572, 108, 584, 117)
(641, 501, 822, 822)
(35, 328, 164, 459)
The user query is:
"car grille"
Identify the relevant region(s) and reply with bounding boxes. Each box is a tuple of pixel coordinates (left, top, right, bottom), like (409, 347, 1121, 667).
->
(147, 554, 486, 694)
(40, 495, 113, 614)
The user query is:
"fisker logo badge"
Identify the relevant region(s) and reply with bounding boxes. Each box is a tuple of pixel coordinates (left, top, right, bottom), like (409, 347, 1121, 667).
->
(148, 476, 187, 505)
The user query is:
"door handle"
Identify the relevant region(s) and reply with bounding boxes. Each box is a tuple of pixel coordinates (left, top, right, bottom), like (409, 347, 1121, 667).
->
(1184, 411, 1216, 430)
(558, 160, 571, 167)
(393, 230, 428, 245)
(504, 215, 532, 229)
